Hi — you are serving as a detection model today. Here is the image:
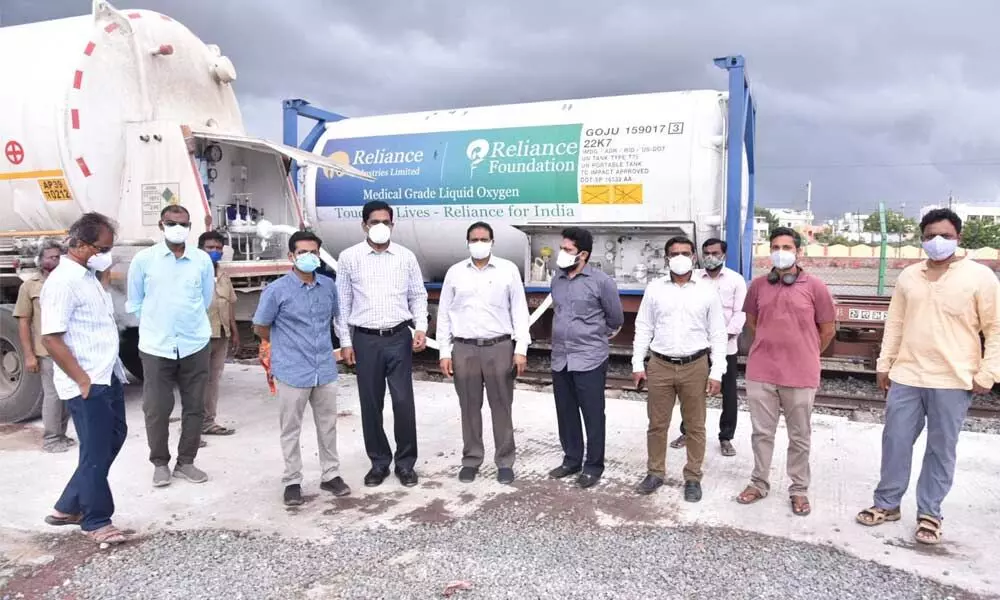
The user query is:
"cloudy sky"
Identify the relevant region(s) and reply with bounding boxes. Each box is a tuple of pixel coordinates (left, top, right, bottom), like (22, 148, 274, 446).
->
(4, 0, 999, 219)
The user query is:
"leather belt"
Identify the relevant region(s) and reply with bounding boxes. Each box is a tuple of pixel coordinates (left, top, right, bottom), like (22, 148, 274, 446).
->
(354, 321, 412, 337)
(453, 334, 512, 347)
(651, 348, 709, 365)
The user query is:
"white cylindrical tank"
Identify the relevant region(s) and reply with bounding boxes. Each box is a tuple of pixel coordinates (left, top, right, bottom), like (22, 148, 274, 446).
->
(302, 90, 742, 281)
(0, 1, 243, 238)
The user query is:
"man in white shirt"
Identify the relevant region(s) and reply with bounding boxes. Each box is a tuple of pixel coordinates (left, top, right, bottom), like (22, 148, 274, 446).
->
(437, 222, 531, 485)
(40, 212, 131, 546)
(632, 236, 727, 502)
(337, 200, 429, 488)
(671, 238, 748, 457)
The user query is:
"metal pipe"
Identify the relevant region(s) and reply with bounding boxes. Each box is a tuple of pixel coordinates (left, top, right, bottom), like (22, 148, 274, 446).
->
(0, 229, 67, 238)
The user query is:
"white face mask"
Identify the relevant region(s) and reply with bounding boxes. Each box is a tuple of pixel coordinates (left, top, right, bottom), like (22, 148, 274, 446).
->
(922, 235, 958, 261)
(469, 241, 492, 260)
(668, 255, 693, 276)
(367, 223, 391, 245)
(87, 251, 113, 272)
(555, 250, 578, 270)
(770, 250, 797, 270)
(163, 224, 189, 244)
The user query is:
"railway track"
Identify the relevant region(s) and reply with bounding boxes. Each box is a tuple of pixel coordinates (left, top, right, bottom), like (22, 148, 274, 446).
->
(408, 360, 1000, 421)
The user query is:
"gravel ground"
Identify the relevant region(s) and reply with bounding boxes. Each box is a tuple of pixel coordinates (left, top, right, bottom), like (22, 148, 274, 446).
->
(36, 501, 987, 600)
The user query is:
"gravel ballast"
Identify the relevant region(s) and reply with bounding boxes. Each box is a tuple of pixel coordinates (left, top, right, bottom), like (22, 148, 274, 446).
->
(41, 509, 985, 600)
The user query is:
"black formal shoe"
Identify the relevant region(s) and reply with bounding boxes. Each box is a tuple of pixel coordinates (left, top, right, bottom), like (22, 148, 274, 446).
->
(635, 474, 664, 495)
(548, 465, 582, 479)
(396, 469, 419, 487)
(577, 473, 600, 489)
(458, 467, 478, 483)
(320, 476, 351, 497)
(364, 467, 390, 487)
(497, 468, 515, 485)
(283, 484, 303, 506)
(684, 481, 703, 503)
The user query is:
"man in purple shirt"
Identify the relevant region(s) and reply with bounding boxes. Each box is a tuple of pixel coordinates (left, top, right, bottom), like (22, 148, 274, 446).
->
(547, 227, 625, 489)
(735, 227, 836, 516)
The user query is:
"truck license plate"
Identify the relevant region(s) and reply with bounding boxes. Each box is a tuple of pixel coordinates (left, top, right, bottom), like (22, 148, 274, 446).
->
(847, 308, 888, 321)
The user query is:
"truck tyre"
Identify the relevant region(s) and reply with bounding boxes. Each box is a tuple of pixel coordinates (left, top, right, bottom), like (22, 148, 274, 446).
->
(0, 306, 44, 423)
(119, 327, 143, 381)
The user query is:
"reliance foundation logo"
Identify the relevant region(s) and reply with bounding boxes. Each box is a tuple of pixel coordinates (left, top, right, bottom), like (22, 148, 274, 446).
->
(463, 135, 579, 178)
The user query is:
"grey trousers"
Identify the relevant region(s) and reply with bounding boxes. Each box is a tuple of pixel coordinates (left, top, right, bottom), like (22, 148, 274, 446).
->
(275, 380, 341, 486)
(39, 357, 70, 446)
(452, 339, 516, 469)
(874, 381, 972, 520)
(203, 336, 229, 427)
(140, 344, 211, 467)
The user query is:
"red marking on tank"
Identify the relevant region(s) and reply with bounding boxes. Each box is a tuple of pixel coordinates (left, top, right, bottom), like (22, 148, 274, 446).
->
(105, 22, 120, 33)
(128, 12, 141, 19)
(5, 141, 25, 165)
(76, 158, 92, 178)
(71, 109, 80, 130)
(84, 41, 96, 56)
(73, 70, 83, 89)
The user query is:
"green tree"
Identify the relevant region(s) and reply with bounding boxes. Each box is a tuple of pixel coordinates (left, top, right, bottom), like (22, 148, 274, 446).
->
(815, 231, 861, 246)
(961, 219, 1000, 250)
(755, 206, 780, 234)
(862, 210, 916, 235)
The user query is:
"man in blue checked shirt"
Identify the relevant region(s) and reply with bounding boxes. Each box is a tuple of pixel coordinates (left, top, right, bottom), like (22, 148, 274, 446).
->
(127, 205, 215, 488)
(253, 230, 350, 507)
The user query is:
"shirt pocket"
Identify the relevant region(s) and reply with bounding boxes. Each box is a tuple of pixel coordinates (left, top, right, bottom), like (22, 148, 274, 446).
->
(939, 285, 976, 318)
(184, 275, 204, 303)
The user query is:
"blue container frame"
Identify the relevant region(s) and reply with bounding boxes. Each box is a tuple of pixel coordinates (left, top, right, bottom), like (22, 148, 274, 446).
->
(281, 55, 756, 284)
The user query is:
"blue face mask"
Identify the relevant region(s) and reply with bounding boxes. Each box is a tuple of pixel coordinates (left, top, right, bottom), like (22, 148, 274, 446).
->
(207, 250, 223, 263)
(295, 252, 320, 273)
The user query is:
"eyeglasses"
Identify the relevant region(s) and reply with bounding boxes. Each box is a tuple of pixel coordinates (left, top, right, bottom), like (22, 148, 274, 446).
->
(86, 241, 113, 254)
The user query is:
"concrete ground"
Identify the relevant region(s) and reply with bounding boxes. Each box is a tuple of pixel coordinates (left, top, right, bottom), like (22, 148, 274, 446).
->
(1, 365, 998, 598)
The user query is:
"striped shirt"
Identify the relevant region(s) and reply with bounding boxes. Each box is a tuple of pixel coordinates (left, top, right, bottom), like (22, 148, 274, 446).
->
(336, 241, 428, 347)
(40, 259, 128, 400)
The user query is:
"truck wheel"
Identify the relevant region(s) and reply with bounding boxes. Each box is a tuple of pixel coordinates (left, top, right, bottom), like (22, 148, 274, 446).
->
(119, 327, 143, 381)
(0, 307, 44, 423)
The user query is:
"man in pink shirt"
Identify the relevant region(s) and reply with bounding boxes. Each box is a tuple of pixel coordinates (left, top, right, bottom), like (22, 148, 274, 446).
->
(735, 227, 836, 516)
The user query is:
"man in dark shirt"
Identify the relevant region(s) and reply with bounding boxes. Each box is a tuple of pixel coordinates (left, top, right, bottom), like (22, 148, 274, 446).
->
(253, 231, 350, 506)
(547, 227, 625, 488)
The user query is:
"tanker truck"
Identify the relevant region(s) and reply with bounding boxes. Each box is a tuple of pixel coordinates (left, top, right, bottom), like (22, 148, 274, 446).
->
(286, 55, 757, 351)
(0, 1, 372, 422)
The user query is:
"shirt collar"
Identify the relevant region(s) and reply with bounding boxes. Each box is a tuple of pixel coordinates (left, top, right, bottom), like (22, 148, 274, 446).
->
(156, 241, 193, 260)
(366, 241, 396, 255)
(286, 271, 323, 287)
(919, 257, 965, 272)
(465, 255, 497, 270)
(557, 263, 595, 279)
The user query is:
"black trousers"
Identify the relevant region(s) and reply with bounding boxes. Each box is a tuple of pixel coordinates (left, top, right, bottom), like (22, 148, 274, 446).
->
(352, 328, 418, 471)
(551, 360, 607, 476)
(680, 353, 739, 441)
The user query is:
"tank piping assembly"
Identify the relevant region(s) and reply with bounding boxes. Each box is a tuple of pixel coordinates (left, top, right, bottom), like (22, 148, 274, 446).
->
(251, 220, 556, 353)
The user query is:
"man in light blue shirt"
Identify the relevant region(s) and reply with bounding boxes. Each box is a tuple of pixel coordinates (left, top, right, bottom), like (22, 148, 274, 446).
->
(127, 204, 215, 488)
(253, 230, 349, 506)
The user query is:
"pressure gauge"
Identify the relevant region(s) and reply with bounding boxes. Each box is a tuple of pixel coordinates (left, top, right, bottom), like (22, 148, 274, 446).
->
(605, 251, 615, 261)
(204, 144, 223, 163)
(605, 240, 615, 250)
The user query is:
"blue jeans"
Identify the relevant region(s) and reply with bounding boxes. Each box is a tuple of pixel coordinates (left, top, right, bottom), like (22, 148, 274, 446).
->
(873, 381, 972, 520)
(54, 376, 127, 532)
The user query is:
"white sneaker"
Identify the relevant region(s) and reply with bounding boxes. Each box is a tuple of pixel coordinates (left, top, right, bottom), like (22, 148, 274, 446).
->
(153, 465, 172, 487)
(173, 463, 208, 484)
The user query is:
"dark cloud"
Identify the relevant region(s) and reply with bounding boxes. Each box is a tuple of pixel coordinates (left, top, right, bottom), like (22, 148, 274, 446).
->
(4, 0, 1000, 218)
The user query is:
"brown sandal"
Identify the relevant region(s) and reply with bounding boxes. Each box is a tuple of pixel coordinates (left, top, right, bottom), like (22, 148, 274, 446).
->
(736, 485, 766, 505)
(790, 495, 811, 516)
(83, 525, 128, 545)
(202, 424, 235, 436)
(915, 515, 942, 545)
(856, 506, 901, 526)
(45, 513, 82, 527)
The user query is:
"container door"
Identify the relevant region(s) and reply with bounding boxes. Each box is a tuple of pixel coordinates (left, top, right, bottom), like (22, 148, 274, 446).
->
(121, 121, 207, 241)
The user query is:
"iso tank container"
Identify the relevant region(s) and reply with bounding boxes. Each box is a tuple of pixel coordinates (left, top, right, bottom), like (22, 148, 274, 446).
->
(0, 2, 243, 239)
(302, 90, 748, 281)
